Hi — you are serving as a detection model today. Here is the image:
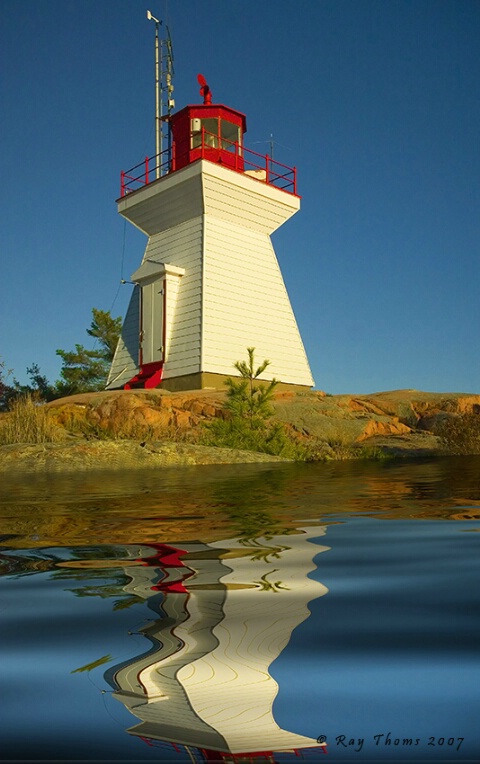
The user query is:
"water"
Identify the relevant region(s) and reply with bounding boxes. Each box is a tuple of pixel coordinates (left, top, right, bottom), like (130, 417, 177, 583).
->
(1, 457, 480, 763)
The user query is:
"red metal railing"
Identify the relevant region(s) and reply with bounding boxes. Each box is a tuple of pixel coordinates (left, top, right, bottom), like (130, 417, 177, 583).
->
(120, 131, 297, 197)
(120, 149, 171, 196)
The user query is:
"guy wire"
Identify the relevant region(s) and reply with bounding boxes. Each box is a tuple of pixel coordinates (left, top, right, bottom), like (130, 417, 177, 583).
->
(108, 218, 128, 316)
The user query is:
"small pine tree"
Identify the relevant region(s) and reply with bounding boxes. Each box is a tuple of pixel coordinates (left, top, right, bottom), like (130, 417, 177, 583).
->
(204, 348, 304, 458)
(224, 347, 278, 428)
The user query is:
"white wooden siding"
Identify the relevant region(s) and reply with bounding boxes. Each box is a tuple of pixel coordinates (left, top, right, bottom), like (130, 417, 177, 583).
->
(117, 166, 204, 236)
(143, 218, 204, 379)
(202, 162, 299, 235)
(106, 286, 139, 389)
(117, 160, 298, 238)
(163, 271, 181, 362)
(111, 159, 313, 389)
(202, 216, 314, 386)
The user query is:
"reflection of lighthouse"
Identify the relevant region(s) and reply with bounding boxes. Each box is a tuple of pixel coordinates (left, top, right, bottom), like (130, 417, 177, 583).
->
(106, 528, 329, 760)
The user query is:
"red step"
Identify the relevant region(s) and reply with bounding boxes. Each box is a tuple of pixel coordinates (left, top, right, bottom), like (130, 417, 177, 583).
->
(124, 362, 163, 389)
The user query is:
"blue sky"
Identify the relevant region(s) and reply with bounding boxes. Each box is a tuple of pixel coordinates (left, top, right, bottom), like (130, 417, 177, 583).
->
(1, 0, 479, 394)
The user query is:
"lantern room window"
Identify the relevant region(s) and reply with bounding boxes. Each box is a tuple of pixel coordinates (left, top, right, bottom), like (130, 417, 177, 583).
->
(191, 118, 242, 154)
(221, 120, 241, 152)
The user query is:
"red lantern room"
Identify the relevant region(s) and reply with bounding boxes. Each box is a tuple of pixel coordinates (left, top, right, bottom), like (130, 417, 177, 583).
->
(170, 75, 247, 173)
(119, 74, 298, 198)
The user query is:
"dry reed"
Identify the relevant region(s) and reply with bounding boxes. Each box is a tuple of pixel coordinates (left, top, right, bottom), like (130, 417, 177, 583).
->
(0, 394, 62, 445)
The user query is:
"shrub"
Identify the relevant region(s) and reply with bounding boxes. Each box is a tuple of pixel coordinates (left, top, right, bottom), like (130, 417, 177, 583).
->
(436, 409, 480, 455)
(354, 444, 394, 461)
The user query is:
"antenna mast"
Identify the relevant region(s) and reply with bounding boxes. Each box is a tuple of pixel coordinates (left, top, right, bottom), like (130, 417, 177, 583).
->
(147, 10, 175, 178)
(164, 25, 175, 170)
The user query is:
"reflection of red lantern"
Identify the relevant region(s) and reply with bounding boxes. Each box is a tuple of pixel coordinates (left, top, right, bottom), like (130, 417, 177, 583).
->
(135, 543, 192, 593)
(135, 542, 187, 567)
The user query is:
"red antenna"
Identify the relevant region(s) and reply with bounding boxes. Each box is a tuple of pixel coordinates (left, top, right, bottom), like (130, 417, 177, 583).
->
(197, 73, 212, 104)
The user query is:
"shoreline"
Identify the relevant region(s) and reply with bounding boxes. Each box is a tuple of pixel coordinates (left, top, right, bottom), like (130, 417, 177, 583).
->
(0, 439, 291, 473)
(0, 433, 445, 473)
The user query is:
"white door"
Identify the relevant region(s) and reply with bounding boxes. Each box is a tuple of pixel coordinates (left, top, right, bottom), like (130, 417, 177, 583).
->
(140, 279, 164, 365)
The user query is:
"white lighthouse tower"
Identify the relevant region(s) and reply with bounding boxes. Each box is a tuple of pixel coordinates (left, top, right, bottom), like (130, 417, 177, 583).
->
(107, 70, 314, 392)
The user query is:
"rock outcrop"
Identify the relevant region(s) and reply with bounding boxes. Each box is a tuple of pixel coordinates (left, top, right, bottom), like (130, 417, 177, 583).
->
(42, 388, 480, 448)
(1, 388, 479, 471)
(47, 389, 227, 439)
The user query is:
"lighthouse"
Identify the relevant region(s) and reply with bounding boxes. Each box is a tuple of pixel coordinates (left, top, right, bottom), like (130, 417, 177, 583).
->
(107, 70, 314, 392)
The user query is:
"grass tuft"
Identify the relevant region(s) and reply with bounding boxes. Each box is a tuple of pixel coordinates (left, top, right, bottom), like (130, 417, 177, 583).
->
(0, 394, 63, 445)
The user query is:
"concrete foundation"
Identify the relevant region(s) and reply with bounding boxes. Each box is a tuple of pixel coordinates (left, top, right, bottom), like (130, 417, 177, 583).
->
(159, 371, 311, 394)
